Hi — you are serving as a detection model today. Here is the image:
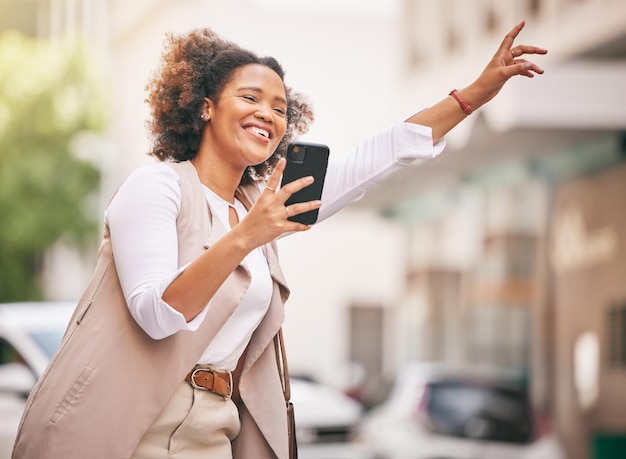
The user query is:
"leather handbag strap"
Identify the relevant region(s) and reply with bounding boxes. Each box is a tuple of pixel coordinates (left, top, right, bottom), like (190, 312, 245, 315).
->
(275, 328, 298, 459)
(274, 328, 291, 401)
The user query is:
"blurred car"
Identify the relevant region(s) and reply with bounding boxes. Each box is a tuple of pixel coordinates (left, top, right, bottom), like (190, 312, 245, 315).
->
(291, 375, 374, 459)
(358, 362, 566, 459)
(0, 302, 373, 459)
(0, 301, 76, 458)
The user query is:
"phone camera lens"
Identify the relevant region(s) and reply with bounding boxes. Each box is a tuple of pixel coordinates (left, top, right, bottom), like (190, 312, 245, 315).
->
(290, 146, 306, 163)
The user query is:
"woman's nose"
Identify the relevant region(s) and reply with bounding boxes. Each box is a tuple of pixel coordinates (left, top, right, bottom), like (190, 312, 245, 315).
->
(254, 109, 271, 122)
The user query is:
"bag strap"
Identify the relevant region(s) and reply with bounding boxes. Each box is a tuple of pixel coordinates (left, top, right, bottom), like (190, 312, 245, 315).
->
(274, 328, 291, 402)
(274, 328, 299, 459)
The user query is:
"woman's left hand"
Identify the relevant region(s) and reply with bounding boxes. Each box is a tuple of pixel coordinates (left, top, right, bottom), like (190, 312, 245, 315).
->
(406, 20, 547, 142)
(470, 20, 548, 107)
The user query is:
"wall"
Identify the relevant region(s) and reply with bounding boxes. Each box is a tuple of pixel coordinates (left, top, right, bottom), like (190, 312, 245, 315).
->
(551, 164, 626, 459)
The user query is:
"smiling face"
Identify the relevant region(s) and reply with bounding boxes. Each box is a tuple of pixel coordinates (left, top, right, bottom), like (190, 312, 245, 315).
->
(202, 63, 288, 172)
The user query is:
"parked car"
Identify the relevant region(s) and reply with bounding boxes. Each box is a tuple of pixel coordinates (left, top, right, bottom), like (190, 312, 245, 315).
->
(0, 301, 76, 458)
(291, 374, 374, 459)
(358, 362, 566, 459)
(0, 302, 372, 459)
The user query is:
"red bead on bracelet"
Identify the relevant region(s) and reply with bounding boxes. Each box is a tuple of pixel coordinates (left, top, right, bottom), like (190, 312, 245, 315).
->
(449, 89, 473, 115)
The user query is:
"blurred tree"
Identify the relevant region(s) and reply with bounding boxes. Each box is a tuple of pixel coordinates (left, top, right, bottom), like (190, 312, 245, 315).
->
(0, 31, 107, 301)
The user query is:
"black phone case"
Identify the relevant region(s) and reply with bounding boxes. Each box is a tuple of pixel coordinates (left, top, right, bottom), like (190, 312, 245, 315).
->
(281, 141, 330, 225)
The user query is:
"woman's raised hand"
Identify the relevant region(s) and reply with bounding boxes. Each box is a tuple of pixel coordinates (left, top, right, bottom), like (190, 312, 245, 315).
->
(470, 20, 548, 107)
(406, 20, 547, 142)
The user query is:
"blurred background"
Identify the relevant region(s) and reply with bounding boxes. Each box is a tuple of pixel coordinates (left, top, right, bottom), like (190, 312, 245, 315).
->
(1, 0, 626, 458)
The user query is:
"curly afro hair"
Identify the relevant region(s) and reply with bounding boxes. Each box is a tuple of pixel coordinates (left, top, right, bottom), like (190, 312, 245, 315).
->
(145, 28, 314, 185)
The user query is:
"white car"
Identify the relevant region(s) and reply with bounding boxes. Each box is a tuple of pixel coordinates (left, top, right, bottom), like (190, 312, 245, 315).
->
(358, 362, 567, 459)
(291, 375, 374, 459)
(0, 302, 372, 459)
(0, 301, 76, 458)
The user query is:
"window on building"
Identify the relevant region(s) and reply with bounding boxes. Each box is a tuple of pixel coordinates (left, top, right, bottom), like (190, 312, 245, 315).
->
(527, 0, 542, 17)
(608, 304, 626, 368)
(348, 305, 384, 406)
(445, 26, 460, 54)
(485, 6, 500, 34)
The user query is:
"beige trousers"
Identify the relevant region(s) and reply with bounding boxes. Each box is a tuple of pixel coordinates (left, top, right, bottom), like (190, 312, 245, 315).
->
(131, 381, 241, 459)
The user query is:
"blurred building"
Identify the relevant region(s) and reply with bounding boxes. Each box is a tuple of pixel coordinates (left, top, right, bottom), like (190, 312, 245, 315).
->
(363, 2, 626, 459)
(3, 1, 626, 458)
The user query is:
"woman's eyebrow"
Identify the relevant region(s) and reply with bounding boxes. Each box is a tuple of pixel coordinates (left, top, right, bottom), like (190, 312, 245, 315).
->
(237, 86, 287, 104)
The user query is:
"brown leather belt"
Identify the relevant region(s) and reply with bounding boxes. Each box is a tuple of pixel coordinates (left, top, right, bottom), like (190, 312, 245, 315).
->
(184, 365, 233, 400)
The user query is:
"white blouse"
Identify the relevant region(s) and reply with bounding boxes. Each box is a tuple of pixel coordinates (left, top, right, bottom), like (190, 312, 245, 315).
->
(105, 121, 445, 370)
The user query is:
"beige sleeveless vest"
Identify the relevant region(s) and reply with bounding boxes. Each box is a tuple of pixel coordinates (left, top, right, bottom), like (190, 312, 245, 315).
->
(13, 161, 291, 459)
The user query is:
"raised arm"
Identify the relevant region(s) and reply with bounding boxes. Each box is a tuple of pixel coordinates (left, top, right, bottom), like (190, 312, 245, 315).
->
(407, 20, 547, 143)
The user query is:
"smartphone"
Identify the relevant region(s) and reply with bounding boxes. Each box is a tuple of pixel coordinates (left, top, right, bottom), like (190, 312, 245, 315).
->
(280, 141, 330, 225)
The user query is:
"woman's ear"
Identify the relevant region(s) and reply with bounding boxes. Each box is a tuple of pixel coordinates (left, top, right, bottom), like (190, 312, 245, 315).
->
(201, 97, 214, 121)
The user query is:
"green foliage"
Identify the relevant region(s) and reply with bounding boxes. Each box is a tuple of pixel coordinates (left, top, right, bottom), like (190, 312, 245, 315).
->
(0, 31, 107, 301)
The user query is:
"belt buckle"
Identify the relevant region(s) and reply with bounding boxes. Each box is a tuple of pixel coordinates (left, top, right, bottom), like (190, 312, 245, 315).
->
(190, 366, 233, 401)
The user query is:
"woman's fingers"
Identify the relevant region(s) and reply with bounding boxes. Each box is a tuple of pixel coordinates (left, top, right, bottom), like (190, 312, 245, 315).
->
(498, 20, 548, 62)
(501, 59, 544, 79)
(264, 157, 286, 193)
(285, 199, 322, 220)
(264, 159, 321, 216)
(493, 21, 547, 79)
(514, 45, 548, 57)
(279, 175, 314, 199)
(468, 20, 547, 109)
(277, 175, 321, 221)
(254, 159, 320, 234)
(499, 20, 526, 55)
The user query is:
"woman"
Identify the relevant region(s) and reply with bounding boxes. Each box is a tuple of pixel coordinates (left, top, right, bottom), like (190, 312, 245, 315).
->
(13, 21, 546, 459)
